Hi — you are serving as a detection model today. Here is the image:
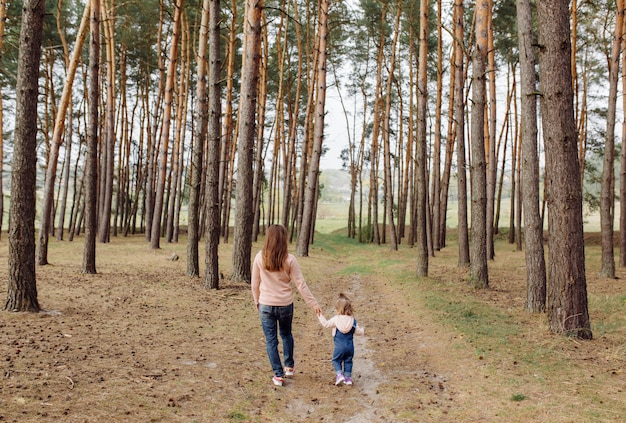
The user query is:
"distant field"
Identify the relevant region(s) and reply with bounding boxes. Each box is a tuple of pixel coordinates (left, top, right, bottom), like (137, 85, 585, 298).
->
(316, 199, 610, 234)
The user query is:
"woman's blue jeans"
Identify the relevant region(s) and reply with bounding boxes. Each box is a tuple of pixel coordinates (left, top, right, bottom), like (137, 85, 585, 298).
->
(259, 304, 294, 377)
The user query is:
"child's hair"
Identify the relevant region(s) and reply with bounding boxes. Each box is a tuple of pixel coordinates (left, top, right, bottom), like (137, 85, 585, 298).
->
(335, 293, 354, 316)
(262, 225, 288, 271)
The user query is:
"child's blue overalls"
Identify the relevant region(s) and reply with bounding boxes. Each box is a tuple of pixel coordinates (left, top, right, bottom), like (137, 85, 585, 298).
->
(332, 319, 357, 377)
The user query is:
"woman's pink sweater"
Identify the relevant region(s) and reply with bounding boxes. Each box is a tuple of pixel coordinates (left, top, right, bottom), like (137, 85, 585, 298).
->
(251, 251, 320, 309)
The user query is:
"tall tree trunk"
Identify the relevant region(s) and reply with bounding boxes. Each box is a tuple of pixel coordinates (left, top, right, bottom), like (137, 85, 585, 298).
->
(36, 2, 90, 264)
(382, 2, 401, 252)
(296, 0, 329, 256)
(253, 13, 269, 240)
(369, 4, 387, 245)
(431, 0, 443, 252)
(145, 1, 167, 242)
(83, 0, 100, 275)
(5, 0, 46, 312)
(509, 85, 519, 245)
(282, 0, 303, 230)
(517, 0, 546, 313)
(454, 0, 470, 267)
(486, 0, 497, 260)
(599, 0, 624, 279)
(439, 14, 458, 249)
(620, 11, 626, 268)
(470, 0, 489, 288)
(150, 0, 183, 249)
(219, 0, 237, 240)
(187, 0, 210, 277)
(232, 0, 262, 281)
(0, 0, 5, 240)
(167, 17, 190, 243)
(416, 0, 429, 276)
(98, 0, 116, 243)
(205, 0, 222, 289)
(57, 110, 72, 241)
(537, 0, 591, 339)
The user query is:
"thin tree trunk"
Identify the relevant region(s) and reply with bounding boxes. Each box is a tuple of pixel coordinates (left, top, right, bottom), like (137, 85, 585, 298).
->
(205, 0, 222, 289)
(382, 2, 401, 252)
(253, 12, 269, 241)
(599, 0, 624, 279)
(145, 1, 167, 242)
(620, 12, 626, 268)
(83, 0, 100, 275)
(219, 0, 237, 240)
(281, 0, 303, 230)
(431, 0, 443, 251)
(486, 0, 497, 260)
(455, 0, 470, 267)
(98, 0, 116, 243)
(416, 0, 429, 276)
(188, 0, 210, 277)
(439, 12, 458, 249)
(509, 73, 519, 245)
(296, 0, 328, 256)
(0, 0, 5, 239)
(167, 17, 189, 243)
(150, 0, 183, 249)
(36, 2, 90, 264)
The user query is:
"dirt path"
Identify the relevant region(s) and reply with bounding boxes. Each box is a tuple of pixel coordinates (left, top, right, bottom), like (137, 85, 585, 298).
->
(2, 235, 624, 422)
(277, 254, 467, 422)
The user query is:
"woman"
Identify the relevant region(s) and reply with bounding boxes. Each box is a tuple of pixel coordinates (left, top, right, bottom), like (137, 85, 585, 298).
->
(251, 225, 322, 387)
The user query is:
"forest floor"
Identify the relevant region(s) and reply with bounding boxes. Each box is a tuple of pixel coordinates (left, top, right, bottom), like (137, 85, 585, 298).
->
(0, 230, 625, 422)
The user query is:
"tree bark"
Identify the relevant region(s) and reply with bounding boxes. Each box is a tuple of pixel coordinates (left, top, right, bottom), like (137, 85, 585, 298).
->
(382, 3, 401, 252)
(537, 0, 592, 339)
(37, 2, 90, 263)
(431, 0, 443, 252)
(454, 0, 469, 267)
(232, 0, 262, 281)
(83, 0, 100, 275)
(0, 0, 6, 240)
(5, 0, 46, 312)
(599, 0, 624, 279)
(98, 0, 116, 243)
(187, 0, 210, 277)
(296, 0, 329, 257)
(517, 0, 546, 313)
(204, 0, 222, 289)
(620, 8, 626, 268)
(150, 0, 183, 249)
(470, 0, 489, 288)
(416, 0, 429, 276)
(486, 0, 497, 260)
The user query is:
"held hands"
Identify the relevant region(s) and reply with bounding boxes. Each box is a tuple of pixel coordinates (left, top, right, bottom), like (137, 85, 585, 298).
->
(314, 305, 322, 316)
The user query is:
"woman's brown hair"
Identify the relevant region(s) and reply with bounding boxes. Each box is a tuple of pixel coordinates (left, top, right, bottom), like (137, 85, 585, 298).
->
(262, 225, 288, 271)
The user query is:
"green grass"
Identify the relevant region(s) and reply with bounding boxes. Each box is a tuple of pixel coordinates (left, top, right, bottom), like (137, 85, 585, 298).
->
(511, 393, 528, 402)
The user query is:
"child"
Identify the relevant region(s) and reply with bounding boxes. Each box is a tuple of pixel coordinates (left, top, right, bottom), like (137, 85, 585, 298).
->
(317, 293, 365, 386)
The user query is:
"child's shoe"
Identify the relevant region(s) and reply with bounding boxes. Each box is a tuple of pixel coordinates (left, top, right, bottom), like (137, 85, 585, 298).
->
(335, 373, 345, 385)
(284, 367, 295, 377)
(344, 376, 353, 385)
(272, 376, 285, 386)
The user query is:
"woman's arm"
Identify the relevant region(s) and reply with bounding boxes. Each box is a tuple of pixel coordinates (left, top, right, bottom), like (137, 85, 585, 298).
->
(288, 255, 321, 312)
(250, 252, 262, 307)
